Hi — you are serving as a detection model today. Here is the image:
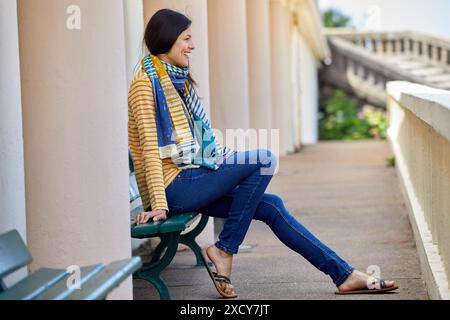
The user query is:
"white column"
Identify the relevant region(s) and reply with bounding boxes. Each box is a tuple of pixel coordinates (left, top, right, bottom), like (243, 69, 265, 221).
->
(124, 0, 146, 253)
(208, 0, 251, 145)
(17, 0, 132, 299)
(289, 1, 304, 150)
(298, 31, 320, 144)
(246, 0, 272, 134)
(290, 21, 301, 150)
(270, 0, 293, 155)
(124, 0, 144, 85)
(0, 0, 28, 286)
(143, 0, 214, 246)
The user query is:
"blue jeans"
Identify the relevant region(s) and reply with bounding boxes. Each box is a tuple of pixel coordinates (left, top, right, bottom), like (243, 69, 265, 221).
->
(165, 149, 354, 286)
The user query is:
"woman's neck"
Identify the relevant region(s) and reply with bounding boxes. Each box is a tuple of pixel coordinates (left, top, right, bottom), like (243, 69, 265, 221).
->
(157, 54, 175, 66)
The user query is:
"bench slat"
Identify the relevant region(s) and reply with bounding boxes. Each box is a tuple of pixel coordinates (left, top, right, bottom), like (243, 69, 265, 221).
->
(66, 257, 142, 300)
(130, 212, 199, 238)
(0, 230, 32, 280)
(0, 268, 68, 300)
(131, 221, 165, 238)
(34, 264, 105, 300)
(159, 212, 199, 233)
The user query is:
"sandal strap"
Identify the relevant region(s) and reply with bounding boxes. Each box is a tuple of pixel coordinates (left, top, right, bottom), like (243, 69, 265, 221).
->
(368, 277, 388, 290)
(212, 272, 232, 285)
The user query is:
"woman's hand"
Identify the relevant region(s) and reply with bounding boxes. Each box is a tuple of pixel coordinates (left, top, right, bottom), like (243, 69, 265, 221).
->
(135, 209, 167, 225)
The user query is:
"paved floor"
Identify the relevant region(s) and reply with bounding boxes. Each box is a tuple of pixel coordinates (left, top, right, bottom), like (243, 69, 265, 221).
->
(133, 141, 429, 300)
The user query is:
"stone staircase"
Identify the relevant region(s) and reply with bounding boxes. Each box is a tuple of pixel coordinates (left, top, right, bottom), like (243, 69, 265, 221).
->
(320, 30, 450, 107)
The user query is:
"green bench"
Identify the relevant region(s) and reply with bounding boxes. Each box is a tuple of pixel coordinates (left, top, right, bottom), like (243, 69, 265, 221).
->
(129, 151, 209, 300)
(0, 230, 142, 300)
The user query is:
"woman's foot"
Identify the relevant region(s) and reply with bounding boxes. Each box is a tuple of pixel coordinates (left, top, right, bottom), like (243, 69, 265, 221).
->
(337, 270, 397, 293)
(206, 245, 237, 297)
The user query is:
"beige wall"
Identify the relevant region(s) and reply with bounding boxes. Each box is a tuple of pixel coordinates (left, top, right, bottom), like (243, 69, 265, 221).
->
(0, 0, 28, 286)
(17, 0, 132, 299)
(387, 81, 450, 300)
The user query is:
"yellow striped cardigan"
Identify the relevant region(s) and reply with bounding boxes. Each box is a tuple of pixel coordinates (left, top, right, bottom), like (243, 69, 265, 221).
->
(128, 69, 182, 212)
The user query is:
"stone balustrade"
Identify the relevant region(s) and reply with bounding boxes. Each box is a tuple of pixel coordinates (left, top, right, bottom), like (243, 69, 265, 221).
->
(387, 81, 450, 300)
(329, 30, 450, 69)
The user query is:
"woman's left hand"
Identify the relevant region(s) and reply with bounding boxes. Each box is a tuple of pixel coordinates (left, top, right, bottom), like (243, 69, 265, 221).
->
(135, 209, 167, 225)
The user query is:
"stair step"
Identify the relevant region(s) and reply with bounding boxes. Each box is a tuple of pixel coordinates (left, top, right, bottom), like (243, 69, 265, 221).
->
(425, 73, 450, 83)
(395, 61, 428, 70)
(410, 67, 445, 77)
(384, 56, 412, 64)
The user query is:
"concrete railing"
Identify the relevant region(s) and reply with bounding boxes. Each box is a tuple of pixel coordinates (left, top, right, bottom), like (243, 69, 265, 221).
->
(387, 81, 450, 299)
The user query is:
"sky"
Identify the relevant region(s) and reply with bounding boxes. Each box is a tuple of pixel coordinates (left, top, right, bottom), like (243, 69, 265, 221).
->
(318, 0, 450, 39)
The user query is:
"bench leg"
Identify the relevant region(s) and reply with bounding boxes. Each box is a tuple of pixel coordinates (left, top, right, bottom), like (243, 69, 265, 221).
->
(179, 214, 209, 267)
(150, 235, 170, 264)
(140, 275, 170, 300)
(134, 232, 181, 300)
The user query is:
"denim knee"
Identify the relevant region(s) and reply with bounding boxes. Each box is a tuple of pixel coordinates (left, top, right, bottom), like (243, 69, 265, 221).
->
(256, 193, 285, 225)
(265, 193, 284, 208)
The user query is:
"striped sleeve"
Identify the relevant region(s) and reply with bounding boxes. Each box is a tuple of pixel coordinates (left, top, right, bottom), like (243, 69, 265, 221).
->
(128, 70, 168, 212)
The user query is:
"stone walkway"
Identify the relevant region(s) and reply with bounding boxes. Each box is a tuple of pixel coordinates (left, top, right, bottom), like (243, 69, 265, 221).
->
(133, 141, 429, 300)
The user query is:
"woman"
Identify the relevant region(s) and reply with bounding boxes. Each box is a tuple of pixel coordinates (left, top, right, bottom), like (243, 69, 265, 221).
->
(128, 9, 398, 298)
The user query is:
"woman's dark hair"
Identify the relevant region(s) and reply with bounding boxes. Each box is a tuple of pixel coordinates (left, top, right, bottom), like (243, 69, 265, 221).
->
(143, 9, 196, 85)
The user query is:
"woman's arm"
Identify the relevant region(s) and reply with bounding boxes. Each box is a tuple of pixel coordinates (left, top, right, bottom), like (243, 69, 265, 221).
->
(128, 72, 169, 213)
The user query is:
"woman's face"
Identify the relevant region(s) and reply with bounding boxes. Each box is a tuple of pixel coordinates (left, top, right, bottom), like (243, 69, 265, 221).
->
(164, 28, 195, 68)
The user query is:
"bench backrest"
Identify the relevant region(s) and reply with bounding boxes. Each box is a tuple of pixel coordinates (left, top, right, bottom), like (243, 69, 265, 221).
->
(129, 150, 141, 203)
(129, 149, 135, 173)
(0, 230, 32, 291)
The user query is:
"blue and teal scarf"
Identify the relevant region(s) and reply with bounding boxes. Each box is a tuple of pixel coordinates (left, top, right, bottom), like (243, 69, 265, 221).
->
(142, 54, 233, 170)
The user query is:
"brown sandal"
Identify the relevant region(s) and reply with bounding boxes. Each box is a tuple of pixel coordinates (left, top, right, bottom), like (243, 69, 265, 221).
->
(200, 249, 238, 299)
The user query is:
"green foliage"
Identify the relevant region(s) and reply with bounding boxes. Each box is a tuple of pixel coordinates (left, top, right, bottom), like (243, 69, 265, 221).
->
(319, 90, 388, 141)
(322, 8, 352, 28)
(386, 156, 396, 167)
